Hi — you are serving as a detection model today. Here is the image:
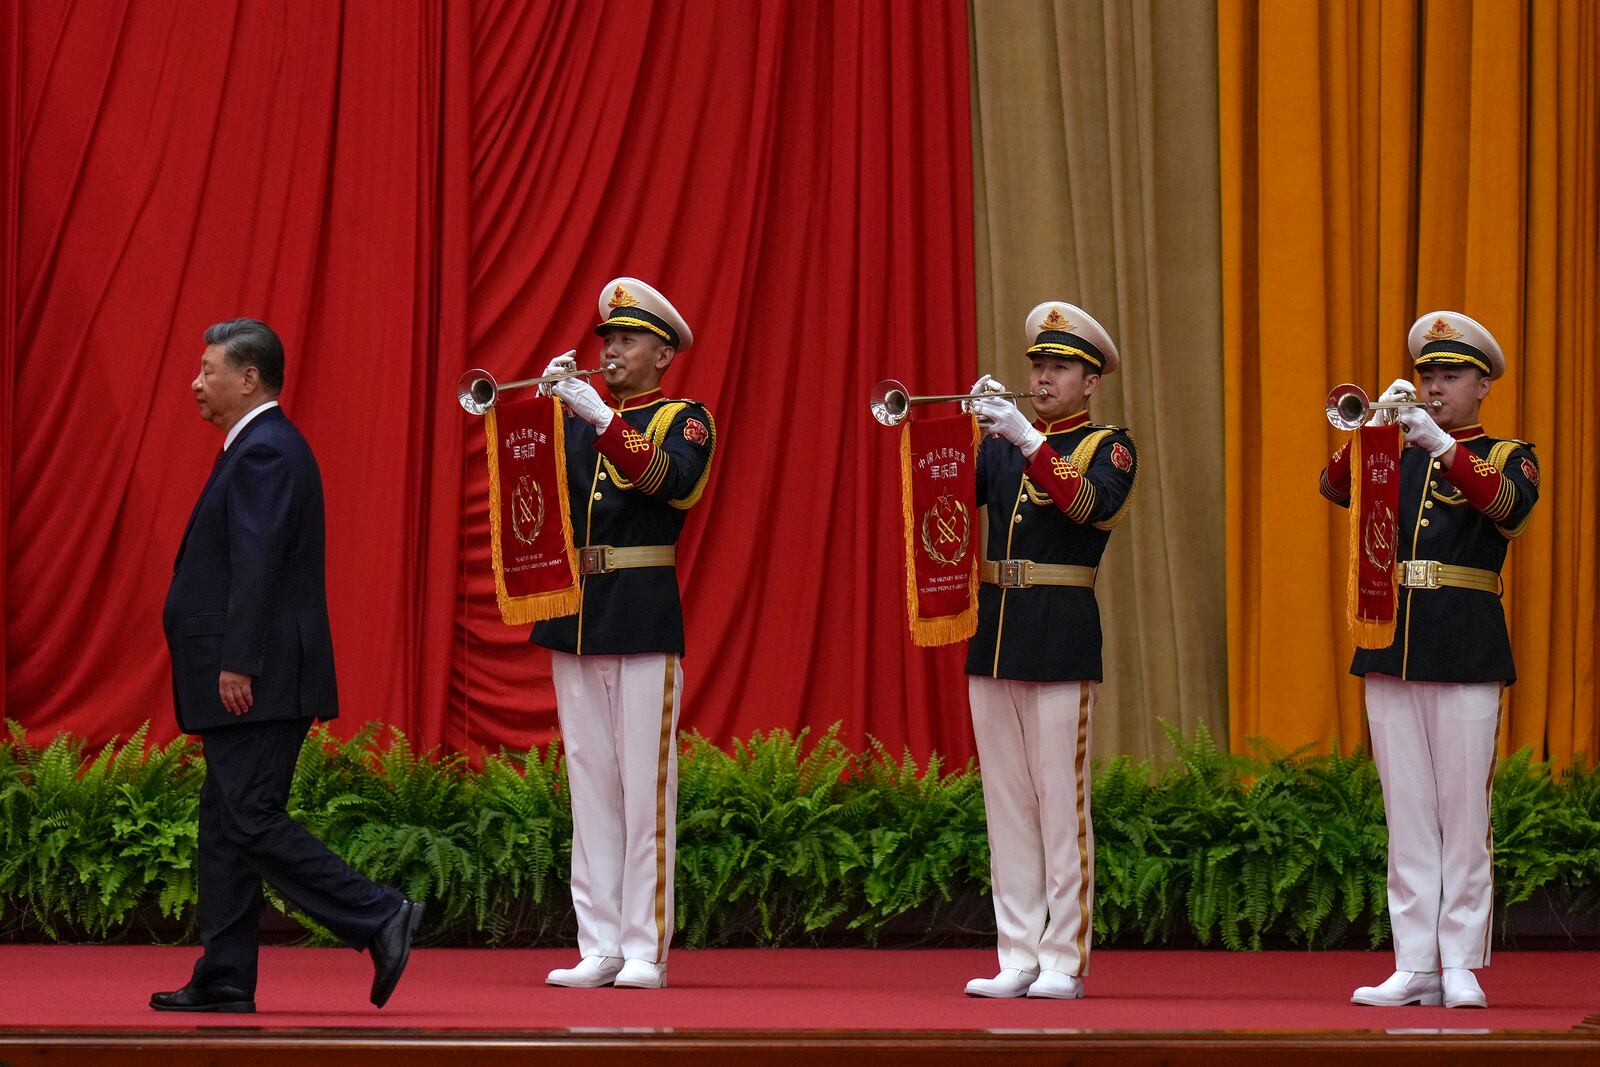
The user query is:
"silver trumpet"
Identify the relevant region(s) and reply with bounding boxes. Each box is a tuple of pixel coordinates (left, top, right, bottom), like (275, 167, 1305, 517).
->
(457, 351, 616, 415)
(1324, 382, 1442, 431)
(869, 378, 1049, 428)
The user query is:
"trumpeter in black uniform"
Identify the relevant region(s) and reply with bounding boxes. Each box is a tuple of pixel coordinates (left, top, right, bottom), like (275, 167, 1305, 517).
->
(535, 278, 715, 991)
(1322, 312, 1538, 1010)
(961, 302, 1137, 1000)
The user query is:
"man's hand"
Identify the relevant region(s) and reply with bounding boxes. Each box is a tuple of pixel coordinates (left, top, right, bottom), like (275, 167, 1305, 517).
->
(538, 351, 578, 398)
(1371, 378, 1415, 427)
(971, 396, 1045, 458)
(219, 671, 254, 716)
(552, 375, 613, 430)
(964, 374, 1004, 416)
(1398, 405, 1453, 458)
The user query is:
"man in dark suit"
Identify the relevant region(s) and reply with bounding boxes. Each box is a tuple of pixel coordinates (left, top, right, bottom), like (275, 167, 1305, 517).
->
(152, 317, 421, 1013)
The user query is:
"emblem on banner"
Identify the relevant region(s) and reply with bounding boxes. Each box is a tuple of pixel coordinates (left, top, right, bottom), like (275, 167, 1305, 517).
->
(1520, 457, 1539, 486)
(1111, 442, 1133, 472)
(920, 492, 971, 566)
(1363, 501, 1396, 570)
(684, 418, 708, 444)
(511, 475, 546, 545)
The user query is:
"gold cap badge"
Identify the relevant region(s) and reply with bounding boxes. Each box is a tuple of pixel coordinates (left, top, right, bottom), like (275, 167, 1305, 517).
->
(1423, 317, 1463, 342)
(608, 285, 638, 309)
(1040, 308, 1075, 333)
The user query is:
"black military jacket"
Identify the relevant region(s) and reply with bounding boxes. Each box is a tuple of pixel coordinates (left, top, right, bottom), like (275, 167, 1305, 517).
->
(1322, 426, 1539, 683)
(531, 388, 715, 656)
(964, 412, 1138, 683)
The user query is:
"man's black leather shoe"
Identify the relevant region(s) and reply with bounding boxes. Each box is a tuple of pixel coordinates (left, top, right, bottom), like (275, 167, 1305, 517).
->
(369, 898, 424, 1008)
(149, 983, 255, 1013)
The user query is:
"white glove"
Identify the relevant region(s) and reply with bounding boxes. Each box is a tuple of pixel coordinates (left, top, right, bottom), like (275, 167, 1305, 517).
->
(1397, 404, 1452, 457)
(963, 374, 1005, 416)
(1370, 377, 1415, 427)
(552, 375, 613, 431)
(538, 351, 578, 397)
(971, 396, 1045, 458)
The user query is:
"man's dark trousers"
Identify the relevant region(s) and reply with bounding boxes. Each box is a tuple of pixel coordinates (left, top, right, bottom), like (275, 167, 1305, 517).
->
(191, 717, 402, 994)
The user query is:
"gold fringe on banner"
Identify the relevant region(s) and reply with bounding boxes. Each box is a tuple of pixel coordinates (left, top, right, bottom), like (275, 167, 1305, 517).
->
(899, 418, 980, 647)
(1346, 430, 1397, 649)
(484, 405, 581, 625)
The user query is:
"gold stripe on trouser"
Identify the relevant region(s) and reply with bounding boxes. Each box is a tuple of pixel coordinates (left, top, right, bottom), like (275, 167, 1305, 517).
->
(1482, 701, 1504, 964)
(653, 654, 677, 962)
(1073, 683, 1093, 973)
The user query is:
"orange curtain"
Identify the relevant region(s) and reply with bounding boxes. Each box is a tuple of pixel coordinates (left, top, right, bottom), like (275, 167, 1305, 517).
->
(1220, 0, 1599, 763)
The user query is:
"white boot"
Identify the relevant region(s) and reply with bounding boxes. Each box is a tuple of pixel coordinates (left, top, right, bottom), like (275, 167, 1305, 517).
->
(546, 955, 624, 988)
(1351, 970, 1443, 1006)
(614, 958, 668, 989)
(1442, 968, 1486, 1008)
(964, 968, 1038, 998)
(1026, 970, 1084, 1000)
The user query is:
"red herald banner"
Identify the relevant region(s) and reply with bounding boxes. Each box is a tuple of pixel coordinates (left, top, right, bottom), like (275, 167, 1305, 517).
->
(1348, 423, 1402, 648)
(482, 393, 581, 625)
(899, 412, 981, 646)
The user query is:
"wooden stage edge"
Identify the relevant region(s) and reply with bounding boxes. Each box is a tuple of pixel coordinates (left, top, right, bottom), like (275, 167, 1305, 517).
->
(4, 1022, 1600, 1067)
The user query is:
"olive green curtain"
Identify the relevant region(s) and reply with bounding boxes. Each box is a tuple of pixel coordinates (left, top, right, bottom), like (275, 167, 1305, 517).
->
(969, 0, 1229, 758)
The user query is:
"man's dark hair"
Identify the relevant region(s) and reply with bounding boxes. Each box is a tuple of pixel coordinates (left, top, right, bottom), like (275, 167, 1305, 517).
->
(204, 318, 285, 393)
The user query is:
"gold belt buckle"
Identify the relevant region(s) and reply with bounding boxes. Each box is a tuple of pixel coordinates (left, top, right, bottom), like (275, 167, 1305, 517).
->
(1403, 559, 1440, 590)
(996, 560, 1029, 589)
(579, 546, 611, 576)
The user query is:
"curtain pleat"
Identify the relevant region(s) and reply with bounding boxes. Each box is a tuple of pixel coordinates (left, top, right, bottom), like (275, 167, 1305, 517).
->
(3, 1, 983, 763)
(1220, 0, 1599, 762)
(447, 0, 979, 759)
(0, 0, 18, 710)
(970, 0, 1229, 758)
(3, 0, 469, 746)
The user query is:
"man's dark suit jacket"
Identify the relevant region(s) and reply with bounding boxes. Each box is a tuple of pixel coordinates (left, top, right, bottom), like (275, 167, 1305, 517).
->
(164, 406, 338, 734)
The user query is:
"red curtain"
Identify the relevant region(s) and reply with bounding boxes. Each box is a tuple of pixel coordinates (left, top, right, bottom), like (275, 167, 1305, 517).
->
(2, 1, 980, 762)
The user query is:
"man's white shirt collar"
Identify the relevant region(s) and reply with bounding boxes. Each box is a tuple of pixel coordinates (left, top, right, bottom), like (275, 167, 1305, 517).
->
(224, 400, 280, 451)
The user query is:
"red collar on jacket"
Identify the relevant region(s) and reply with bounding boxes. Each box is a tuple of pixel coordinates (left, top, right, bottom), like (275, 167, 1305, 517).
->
(608, 387, 664, 412)
(1035, 410, 1091, 434)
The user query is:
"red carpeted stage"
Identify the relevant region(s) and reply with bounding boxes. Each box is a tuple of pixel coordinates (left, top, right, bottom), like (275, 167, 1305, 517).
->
(2, 946, 1598, 1064)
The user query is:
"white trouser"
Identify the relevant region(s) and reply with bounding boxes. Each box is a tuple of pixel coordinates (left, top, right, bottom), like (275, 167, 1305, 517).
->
(1365, 674, 1502, 972)
(968, 676, 1096, 976)
(551, 651, 683, 963)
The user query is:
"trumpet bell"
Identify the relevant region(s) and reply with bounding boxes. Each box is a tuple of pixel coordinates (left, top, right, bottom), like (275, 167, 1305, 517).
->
(869, 378, 912, 426)
(1325, 383, 1371, 431)
(458, 369, 498, 415)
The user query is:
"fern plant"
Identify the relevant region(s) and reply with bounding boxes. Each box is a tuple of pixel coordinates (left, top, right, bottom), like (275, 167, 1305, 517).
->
(468, 741, 572, 943)
(2, 717, 1597, 951)
(846, 739, 988, 938)
(0, 725, 201, 939)
(676, 725, 864, 946)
